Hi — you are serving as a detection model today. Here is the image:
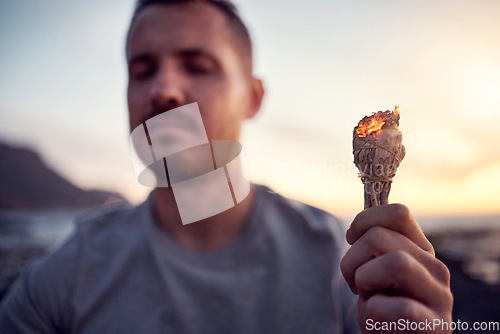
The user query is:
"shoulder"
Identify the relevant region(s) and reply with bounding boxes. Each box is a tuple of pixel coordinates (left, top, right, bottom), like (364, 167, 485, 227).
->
(253, 184, 346, 247)
(0, 201, 152, 331)
(44, 200, 154, 281)
(72, 201, 148, 248)
(33, 200, 149, 276)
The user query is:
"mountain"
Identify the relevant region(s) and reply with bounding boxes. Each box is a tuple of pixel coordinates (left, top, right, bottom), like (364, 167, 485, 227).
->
(0, 142, 125, 208)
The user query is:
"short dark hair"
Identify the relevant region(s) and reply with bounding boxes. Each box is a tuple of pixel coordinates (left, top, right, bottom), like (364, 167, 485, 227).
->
(127, 0, 253, 74)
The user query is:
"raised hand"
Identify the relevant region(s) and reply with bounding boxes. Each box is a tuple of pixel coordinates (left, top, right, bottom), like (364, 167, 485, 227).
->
(340, 204, 453, 333)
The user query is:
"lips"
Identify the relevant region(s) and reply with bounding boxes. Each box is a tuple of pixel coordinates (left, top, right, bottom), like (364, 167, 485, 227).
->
(138, 102, 209, 161)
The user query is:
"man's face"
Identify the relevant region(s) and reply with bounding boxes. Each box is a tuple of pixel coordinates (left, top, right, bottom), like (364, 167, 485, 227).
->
(126, 2, 260, 141)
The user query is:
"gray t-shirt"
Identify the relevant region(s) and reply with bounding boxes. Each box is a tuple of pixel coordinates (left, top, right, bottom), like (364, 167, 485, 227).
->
(0, 185, 359, 334)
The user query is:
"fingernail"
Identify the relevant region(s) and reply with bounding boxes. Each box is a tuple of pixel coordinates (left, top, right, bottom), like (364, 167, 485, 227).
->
(346, 228, 353, 245)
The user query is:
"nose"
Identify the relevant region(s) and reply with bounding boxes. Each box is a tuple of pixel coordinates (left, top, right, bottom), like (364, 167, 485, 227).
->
(149, 64, 186, 115)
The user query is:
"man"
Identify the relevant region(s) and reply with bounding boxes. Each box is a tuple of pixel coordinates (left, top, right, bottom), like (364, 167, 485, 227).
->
(0, 0, 453, 333)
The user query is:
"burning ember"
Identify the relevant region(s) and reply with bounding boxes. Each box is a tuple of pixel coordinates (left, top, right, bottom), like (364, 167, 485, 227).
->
(354, 106, 400, 138)
(352, 106, 405, 208)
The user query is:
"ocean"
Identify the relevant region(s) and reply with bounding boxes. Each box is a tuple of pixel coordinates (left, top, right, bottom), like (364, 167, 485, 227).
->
(0, 207, 86, 250)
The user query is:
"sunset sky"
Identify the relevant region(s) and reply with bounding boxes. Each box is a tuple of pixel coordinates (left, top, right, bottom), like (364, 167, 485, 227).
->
(1, 0, 499, 219)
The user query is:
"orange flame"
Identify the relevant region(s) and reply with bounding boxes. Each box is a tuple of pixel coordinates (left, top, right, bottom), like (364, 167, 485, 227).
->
(355, 106, 399, 138)
(355, 115, 387, 138)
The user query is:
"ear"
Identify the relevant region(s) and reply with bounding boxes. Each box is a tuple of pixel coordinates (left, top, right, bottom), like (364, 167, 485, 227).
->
(246, 77, 264, 119)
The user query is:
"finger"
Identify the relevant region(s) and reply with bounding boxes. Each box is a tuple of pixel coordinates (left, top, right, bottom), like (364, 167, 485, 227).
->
(346, 203, 433, 254)
(341, 227, 450, 294)
(354, 250, 453, 313)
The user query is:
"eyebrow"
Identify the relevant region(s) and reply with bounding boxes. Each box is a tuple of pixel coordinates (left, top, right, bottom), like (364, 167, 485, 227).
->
(128, 48, 218, 65)
(177, 49, 215, 60)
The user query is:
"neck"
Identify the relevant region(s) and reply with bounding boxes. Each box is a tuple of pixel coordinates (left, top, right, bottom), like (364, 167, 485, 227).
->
(152, 185, 255, 252)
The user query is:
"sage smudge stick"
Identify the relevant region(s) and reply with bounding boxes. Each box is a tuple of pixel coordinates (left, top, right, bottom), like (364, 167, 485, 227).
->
(353, 106, 406, 209)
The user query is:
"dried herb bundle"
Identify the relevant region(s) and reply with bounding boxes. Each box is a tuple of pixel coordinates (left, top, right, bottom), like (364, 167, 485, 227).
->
(353, 107, 406, 209)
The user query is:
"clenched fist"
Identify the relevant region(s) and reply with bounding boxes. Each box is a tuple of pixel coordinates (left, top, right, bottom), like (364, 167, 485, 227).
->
(340, 204, 453, 334)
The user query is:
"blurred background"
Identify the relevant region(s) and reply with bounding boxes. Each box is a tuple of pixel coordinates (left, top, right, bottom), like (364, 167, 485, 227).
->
(1, 0, 499, 324)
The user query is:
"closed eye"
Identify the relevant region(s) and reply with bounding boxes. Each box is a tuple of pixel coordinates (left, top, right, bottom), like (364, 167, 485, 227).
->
(180, 50, 218, 75)
(128, 54, 156, 80)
